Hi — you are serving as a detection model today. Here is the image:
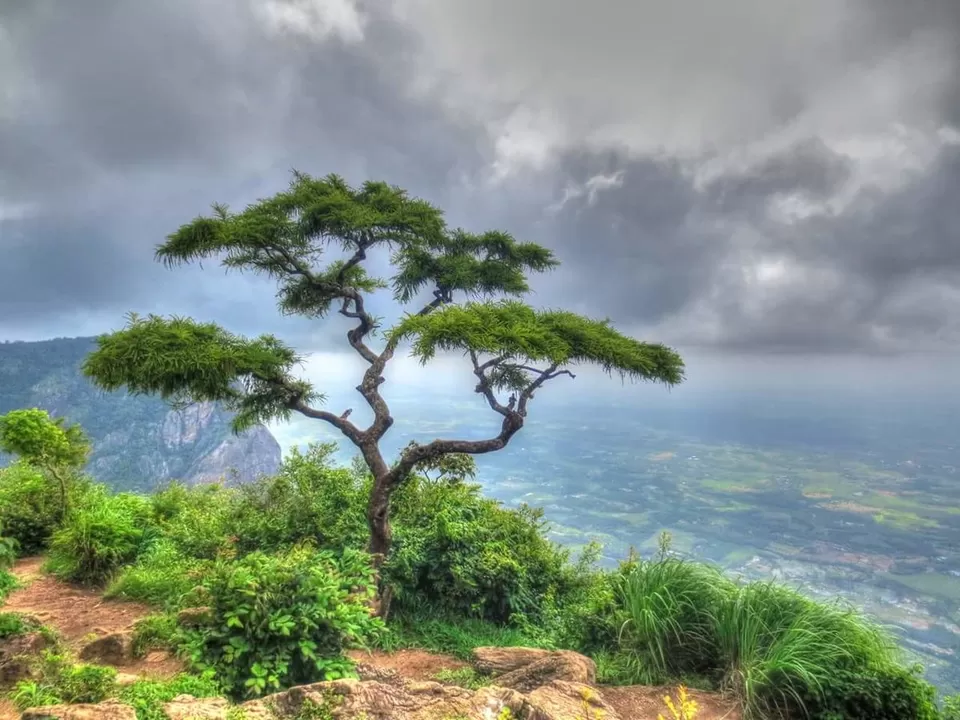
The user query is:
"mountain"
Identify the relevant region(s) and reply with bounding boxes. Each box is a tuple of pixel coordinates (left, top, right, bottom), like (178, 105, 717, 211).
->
(0, 336, 281, 491)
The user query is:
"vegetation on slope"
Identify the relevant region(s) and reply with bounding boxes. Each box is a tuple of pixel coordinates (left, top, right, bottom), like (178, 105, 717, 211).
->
(2, 413, 959, 719)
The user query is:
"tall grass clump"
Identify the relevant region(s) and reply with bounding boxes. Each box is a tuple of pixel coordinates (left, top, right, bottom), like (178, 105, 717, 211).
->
(106, 538, 208, 609)
(46, 487, 154, 584)
(614, 555, 733, 685)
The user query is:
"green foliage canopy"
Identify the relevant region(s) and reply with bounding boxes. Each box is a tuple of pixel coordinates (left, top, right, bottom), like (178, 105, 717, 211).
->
(0, 408, 90, 471)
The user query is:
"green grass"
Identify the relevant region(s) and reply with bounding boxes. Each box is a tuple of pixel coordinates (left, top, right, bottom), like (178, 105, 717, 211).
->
(376, 614, 550, 660)
(117, 673, 222, 720)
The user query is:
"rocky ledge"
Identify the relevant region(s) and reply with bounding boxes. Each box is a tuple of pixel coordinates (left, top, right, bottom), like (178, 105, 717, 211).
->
(20, 647, 622, 720)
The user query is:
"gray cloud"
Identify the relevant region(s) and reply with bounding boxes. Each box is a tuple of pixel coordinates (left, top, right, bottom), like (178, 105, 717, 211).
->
(1, 0, 959, 361)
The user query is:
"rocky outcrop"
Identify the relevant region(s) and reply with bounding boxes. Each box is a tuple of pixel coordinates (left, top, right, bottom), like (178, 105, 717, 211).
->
(481, 649, 596, 693)
(0, 337, 282, 489)
(472, 647, 555, 676)
(0, 629, 51, 685)
(78, 632, 134, 667)
(154, 648, 615, 720)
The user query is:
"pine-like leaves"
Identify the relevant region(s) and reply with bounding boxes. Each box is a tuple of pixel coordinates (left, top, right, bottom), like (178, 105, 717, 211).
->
(391, 300, 685, 385)
(82, 314, 322, 432)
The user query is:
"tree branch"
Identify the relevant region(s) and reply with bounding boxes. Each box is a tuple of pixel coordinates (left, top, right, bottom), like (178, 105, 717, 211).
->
(469, 351, 511, 418)
(290, 399, 364, 444)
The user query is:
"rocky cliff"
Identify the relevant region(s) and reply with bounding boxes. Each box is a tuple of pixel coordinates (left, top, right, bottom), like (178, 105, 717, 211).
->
(0, 336, 281, 491)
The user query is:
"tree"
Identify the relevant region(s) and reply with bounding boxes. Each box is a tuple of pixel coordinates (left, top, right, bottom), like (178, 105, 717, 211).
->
(81, 171, 685, 614)
(0, 408, 90, 518)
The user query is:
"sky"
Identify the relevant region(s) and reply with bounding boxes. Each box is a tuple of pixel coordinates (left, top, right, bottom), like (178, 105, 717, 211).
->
(2, 0, 960, 405)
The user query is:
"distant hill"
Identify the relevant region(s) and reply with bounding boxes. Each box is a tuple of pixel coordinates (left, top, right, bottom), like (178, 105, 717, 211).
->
(0, 336, 281, 491)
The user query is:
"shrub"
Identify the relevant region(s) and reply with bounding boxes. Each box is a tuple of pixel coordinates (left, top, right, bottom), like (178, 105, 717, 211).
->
(106, 538, 208, 608)
(180, 545, 383, 698)
(0, 569, 17, 601)
(227, 444, 369, 556)
(117, 673, 222, 720)
(46, 488, 154, 584)
(803, 663, 940, 720)
(386, 474, 571, 623)
(0, 611, 26, 638)
(943, 694, 960, 720)
(0, 462, 67, 554)
(0, 521, 18, 569)
(150, 482, 235, 560)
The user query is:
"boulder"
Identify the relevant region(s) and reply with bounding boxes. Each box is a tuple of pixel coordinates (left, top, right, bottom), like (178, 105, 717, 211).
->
(78, 633, 134, 666)
(354, 662, 403, 686)
(21, 701, 137, 720)
(490, 650, 596, 693)
(525, 681, 621, 720)
(472, 647, 553, 676)
(240, 678, 528, 720)
(0, 631, 52, 685)
(163, 695, 231, 720)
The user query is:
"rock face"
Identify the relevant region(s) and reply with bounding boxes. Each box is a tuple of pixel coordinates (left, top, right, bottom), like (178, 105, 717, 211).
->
(481, 649, 596, 693)
(0, 630, 51, 685)
(0, 337, 282, 490)
(158, 648, 616, 720)
(78, 632, 134, 667)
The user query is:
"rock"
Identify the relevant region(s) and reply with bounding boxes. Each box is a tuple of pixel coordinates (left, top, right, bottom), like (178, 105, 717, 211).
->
(354, 662, 403, 686)
(0, 631, 52, 685)
(472, 647, 553, 676)
(78, 633, 134, 666)
(163, 695, 231, 720)
(490, 650, 596, 693)
(21, 700, 137, 720)
(240, 679, 528, 720)
(176, 607, 212, 627)
(525, 681, 621, 720)
(114, 674, 140, 687)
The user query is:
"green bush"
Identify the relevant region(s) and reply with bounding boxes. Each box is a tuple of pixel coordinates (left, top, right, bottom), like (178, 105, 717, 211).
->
(943, 693, 960, 720)
(0, 521, 18, 569)
(150, 482, 235, 560)
(180, 545, 383, 699)
(117, 673, 222, 720)
(46, 488, 154, 584)
(386, 474, 571, 623)
(803, 663, 940, 720)
(0, 462, 67, 554)
(0, 569, 16, 601)
(0, 611, 26, 638)
(227, 444, 369, 556)
(106, 538, 208, 608)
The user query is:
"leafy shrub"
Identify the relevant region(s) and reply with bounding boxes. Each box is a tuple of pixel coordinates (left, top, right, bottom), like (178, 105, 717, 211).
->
(227, 444, 369, 556)
(180, 545, 383, 698)
(150, 482, 235, 560)
(0, 521, 18, 569)
(0, 611, 26, 638)
(46, 488, 154, 584)
(943, 694, 960, 720)
(0, 569, 17, 602)
(802, 663, 940, 720)
(0, 462, 67, 554)
(106, 538, 208, 608)
(377, 614, 547, 659)
(117, 672, 222, 720)
(386, 474, 571, 623)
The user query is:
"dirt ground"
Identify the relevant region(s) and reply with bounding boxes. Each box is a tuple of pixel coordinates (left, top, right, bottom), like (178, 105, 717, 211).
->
(2, 557, 182, 680)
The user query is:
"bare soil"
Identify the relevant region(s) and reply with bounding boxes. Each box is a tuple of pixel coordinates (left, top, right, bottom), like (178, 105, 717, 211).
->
(2, 557, 182, 680)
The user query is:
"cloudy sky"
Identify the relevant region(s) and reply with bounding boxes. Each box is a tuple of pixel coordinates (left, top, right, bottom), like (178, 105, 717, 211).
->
(2, 0, 959, 401)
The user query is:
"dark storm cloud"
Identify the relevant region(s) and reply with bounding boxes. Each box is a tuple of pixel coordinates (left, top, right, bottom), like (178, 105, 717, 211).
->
(0, 0, 487, 344)
(532, 138, 960, 354)
(2, 0, 960, 359)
